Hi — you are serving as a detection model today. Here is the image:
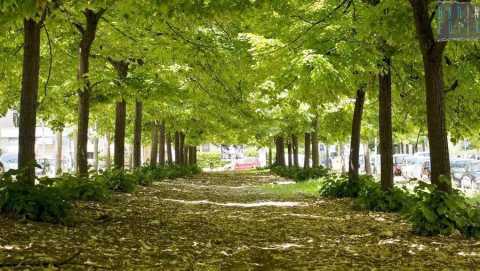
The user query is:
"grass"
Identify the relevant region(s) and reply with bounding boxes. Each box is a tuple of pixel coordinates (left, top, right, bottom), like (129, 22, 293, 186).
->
(260, 179, 323, 199)
(468, 193, 480, 206)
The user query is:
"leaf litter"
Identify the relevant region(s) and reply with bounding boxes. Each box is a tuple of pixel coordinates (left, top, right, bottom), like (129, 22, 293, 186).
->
(0, 172, 479, 270)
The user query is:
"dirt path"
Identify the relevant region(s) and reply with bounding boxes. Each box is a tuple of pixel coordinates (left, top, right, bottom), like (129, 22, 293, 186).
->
(1, 172, 480, 270)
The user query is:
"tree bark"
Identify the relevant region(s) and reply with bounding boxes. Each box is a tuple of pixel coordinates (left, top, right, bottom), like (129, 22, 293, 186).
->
(325, 144, 330, 168)
(349, 88, 366, 182)
(174, 132, 180, 165)
(105, 133, 111, 169)
(364, 143, 372, 175)
(287, 141, 293, 167)
(18, 18, 41, 184)
(188, 146, 196, 165)
(409, 0, 451, 192)
(379, 56, 394, 190)
(291, 135, 299, 167)
(133, 100, 143, 168)
(93, 133, 99, 171)
(268, 146, 273, 166)
(150, 122, 159, 166)
(158, 121, 166, 166)
(114, 99, 126, 169)
(274, 136, 285, 166)
(76, 9, 104, 175)
(311, 117, 319, 167)
(55, 130, 63, 176)
(179, 133, 186, 165)
(166, 132, 173, 164)
(304, 133, 311, 168)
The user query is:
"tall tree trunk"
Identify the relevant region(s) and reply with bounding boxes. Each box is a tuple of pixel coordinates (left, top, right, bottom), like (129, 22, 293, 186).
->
(287, 141, 293, 167)
(179, 133, 186, 165)
(275, 136, 285, 166)
(349, 88, 366, 182)
(158, 121, 166, 166)
(55, 130, 63, 176)
(379, 56, 393, 190)
(105, 133, 111, 168)
(93, 133, 99, 171)
(325, 144, 330, 169)
(268, 146, 273, 166)
(188, 146, 196, 165)
(76, 9, 104, 175)
(133, 100, 142, 168)
(311, 117, 319, 167)
(409, 0, 451, 192)
(291, 135, 299, 167)
(364, 143, 372, 175)
(304, 133, 311, 168)
(114, 99, 126, 169)
(174, 132, 180, 165)
(184, 145, 189, 166)
(150, 122, 159, 166)
(18, 18, 41, 184)
(166, 132, 173, 164)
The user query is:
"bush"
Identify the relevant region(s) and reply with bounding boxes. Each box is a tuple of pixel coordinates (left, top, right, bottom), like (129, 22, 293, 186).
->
(96, 169, 137, 193)
(0, 170, 71, 223)
(271, 166, 329, 182)
(319, 174, 369, 198)
(354, 182, 414, 212)
(409, 180, 480, 238)
(52, 174, 111, 202)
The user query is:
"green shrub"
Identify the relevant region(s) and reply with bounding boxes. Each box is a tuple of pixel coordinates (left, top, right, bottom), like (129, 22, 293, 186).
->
(96, 169, 137, 193)
(409, 180, 480, 238)
(0, 170, 71, 223)
(52, 174, 111, 202)
(319, 174, 369, 198)
(354, 182, 414, 212)
(271, 166, 329, 182)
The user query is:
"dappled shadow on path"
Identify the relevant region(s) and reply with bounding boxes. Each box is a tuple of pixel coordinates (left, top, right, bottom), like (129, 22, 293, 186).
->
(0, 171, 479, 270)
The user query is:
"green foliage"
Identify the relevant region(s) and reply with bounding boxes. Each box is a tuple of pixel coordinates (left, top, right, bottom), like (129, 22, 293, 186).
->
(197, 153, 229, 169)
(96, 169, 137, 193)
(271, 166, 329, 182)
(409, 181, 480, 238)
(354, 183, 414, 213)
(319, 174, 370, 198)
(0, 170, 71, 224)
(52, 174, 111, 202)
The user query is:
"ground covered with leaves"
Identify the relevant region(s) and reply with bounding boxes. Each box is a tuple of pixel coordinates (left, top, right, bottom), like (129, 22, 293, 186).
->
(1, 172, 480, 270)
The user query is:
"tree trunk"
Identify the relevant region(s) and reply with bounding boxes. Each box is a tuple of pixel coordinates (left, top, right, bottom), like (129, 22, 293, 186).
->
(150, 123, 159, 166)
(349, 88, 366, 182)
(174, 132, 180, 165)
(166, 132, 173, 164)
(179, 133, 186, 165)
(311, 117, 319, 167)
(409, 0, 451, 192)
(188, 146, 196, 165)
(76, 9, 104, 175)
(275, 136, 285, 166)
(158, 121, 166, 166)
(364, 143, 372, 175)
(326, 144, 330, 169)
(379, 56, 394, 190)
(287, 141, 293, 167)
(133, 100, 142, 168)
(55, 130, 63, 176)
(268, 146, 273, 166)
(291, 135, 299, 167)
(93, 133, 99, 171)
(18, 18, 41, 184)
(105, 133, 111, 169)
(113, 99, 126, 169)
(304, 133, 311, 168)
(184, 146, 189, 165)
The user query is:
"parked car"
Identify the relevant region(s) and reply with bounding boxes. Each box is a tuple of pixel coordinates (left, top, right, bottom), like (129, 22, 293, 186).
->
(452, 160, 480, 190)
(401, 156, 430, 179)
(414, 152, 430, 157)
(393, 154, 409, 176)
(0, 153, 18, 173)
(227, 158, 260, 171)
